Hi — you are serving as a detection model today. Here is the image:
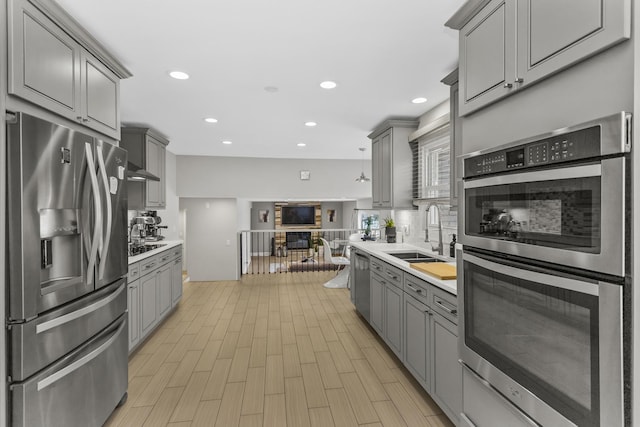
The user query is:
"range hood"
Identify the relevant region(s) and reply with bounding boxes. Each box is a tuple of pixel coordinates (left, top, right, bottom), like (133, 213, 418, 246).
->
(127, 161, 160, 181)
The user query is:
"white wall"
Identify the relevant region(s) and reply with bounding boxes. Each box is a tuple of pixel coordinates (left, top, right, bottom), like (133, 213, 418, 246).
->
(177, 156, 371, 200)
(180, 198, 239, 281)
(162, 150, 180, 240)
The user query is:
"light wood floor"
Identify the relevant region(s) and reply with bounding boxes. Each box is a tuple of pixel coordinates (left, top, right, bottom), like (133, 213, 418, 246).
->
(105, 272, 455, 427)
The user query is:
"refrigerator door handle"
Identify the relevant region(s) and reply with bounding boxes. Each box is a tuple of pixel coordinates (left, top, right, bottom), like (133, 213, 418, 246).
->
(84, 143, 102, 286)
(36, 316, 126, 391)
(36, 283, 125, 334)
(96, 145, 112, 280)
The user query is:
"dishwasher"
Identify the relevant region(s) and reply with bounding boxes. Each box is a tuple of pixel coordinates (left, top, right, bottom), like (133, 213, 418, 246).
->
(350, 247, 370, 322)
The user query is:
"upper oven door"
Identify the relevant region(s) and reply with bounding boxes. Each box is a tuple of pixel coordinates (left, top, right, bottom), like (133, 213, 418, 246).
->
(461, 156, 625, 277)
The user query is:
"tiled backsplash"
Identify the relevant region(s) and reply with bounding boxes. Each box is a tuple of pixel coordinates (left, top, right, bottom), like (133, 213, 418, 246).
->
(380, 204, 458, 250)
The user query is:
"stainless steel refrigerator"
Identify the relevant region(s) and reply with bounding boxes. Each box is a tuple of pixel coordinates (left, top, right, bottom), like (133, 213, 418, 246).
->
(6, 112, 129, 426)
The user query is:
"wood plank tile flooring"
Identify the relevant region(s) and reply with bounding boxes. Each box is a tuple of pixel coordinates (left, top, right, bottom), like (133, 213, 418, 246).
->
(105, 272, 455, 427)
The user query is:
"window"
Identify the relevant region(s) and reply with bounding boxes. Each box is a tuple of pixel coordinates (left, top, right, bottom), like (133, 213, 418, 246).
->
(417, 126, 450, 200)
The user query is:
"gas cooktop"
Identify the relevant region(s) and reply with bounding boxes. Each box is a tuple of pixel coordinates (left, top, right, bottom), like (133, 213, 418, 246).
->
(128, 243, 166, 256)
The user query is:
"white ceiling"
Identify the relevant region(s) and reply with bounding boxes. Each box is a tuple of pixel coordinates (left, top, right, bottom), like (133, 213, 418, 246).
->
(55, 0, 463, 160)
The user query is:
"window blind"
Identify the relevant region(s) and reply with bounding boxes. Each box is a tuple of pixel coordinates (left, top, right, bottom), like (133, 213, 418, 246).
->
(416, 125, 450, 200)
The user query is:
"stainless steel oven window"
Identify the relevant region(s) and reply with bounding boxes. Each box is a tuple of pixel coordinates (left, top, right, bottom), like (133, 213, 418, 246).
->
(460, 251, 625, 427)
(464, 174, 601, 252)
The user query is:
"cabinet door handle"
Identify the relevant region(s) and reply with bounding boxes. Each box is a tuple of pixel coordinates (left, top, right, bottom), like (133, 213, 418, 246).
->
(406, 284, 423, 294)
(504, 83, 513, 88)
(515, 77, 524, 83)
(434, 299, 457, 315)
(76, 116, 83, 121)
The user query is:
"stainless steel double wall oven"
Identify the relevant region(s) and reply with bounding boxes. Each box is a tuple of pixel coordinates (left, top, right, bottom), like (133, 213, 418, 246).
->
(459, 112, 631, 427)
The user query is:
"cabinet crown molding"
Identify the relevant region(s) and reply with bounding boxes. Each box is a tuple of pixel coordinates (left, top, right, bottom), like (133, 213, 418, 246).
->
(368, 119, 419, 139)
(445, 0, 493, 30)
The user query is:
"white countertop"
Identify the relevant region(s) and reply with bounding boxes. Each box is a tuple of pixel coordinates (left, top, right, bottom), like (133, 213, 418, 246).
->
(349, 241, 458, 295)
(128, 240, 183, 264)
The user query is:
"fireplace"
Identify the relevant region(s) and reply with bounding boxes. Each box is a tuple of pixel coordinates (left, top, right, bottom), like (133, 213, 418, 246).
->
(286, 232, 311, 249)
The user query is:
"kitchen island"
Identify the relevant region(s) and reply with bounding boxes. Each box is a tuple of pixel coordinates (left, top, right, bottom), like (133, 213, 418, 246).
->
(348, 240, 461, 425)
(127, 240, 183, 353)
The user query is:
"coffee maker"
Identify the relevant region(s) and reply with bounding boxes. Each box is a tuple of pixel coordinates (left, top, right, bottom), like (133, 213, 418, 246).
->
(131, 211, 167, 242)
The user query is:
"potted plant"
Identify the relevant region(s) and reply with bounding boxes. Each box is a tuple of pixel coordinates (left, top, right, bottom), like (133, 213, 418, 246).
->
(384, 217, 397, 243)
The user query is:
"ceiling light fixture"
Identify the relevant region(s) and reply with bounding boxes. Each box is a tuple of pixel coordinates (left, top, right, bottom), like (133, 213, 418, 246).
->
(169, 71, 189, 80)
(222, 140, 232, 145)
(305, 121, 317, 127)
(320, 81, 337, 89)
(204, 118, 218, 123)
(412, 97, 427, 104)
(297, 143, 306, 147)
(355, 147, 370, 183)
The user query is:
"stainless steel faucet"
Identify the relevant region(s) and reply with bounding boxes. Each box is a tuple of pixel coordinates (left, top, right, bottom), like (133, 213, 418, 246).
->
(424, 202, 444, 256)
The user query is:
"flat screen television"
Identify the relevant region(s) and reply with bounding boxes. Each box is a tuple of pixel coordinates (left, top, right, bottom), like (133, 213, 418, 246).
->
(281, 206, 316, 226)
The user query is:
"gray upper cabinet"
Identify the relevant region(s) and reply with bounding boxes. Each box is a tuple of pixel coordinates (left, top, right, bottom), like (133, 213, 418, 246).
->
(441, 69, 461, 208)
(458, 0, 515, 116)
(82, 53, 119, 137)
(369, 120, 418, 209)
(450, 0, 630, 116)
(120, 127, 169, 210)
(8, 0, 126, 139)
(8, 0, 81, 117)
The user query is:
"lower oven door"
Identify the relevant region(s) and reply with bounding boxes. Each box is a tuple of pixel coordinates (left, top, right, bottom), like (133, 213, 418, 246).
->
(9, 314, 128, 427)
(459, 250, 624, 427)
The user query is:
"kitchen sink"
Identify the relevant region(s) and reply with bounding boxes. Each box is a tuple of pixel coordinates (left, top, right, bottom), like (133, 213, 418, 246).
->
(387, 251, 444, 263)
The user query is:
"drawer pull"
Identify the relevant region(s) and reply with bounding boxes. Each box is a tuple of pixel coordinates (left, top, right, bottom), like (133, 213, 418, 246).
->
(385, 271, 398, 280)
(145, 263, 156, 269)
(406, 284, 423, 294)
(434, 299, 457, 315)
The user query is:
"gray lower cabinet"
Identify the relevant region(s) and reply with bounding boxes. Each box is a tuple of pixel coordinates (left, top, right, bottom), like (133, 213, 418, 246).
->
(172, 256, 183, 304)
(127, 278, 140, 350)
(432, 312, 461, 424)
(370, 272, 385, 335)
(367, 256, 461, 426)
(403, 294, 431, 390)
(128, 244, 183, 353)
(140, 270, 158, 337)
(157, 263, 172, 318)
(384, 283, 403, 359)
(8, 0, 121, 139)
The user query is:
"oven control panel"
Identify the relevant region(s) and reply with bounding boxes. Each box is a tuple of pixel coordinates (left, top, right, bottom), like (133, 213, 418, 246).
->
(464, 125, 601, 178)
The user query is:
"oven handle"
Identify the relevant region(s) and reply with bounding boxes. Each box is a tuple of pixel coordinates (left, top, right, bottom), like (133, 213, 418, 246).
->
(463, 252, 600, 296)
(464, 163, 601, 189)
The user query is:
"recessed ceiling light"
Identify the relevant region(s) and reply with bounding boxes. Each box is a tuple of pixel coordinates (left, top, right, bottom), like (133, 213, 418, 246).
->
(204, 118, 218, 123)
(412, 97, 428, 104)
(320, 81, 337, 89)
(222, 140, 232, 145)
(305, 122, 317, 127)
(169, 71, 189, 80)
(297, 143, 306, 147)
